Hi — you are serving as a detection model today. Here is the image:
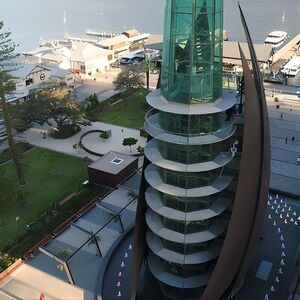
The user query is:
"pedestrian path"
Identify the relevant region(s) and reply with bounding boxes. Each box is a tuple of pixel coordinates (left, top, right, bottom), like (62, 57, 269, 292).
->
(19, 121, 147, 161)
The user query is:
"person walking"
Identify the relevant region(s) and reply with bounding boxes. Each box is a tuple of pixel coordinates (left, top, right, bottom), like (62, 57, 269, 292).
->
(279, 113, 283, 120)
(285, 137, 288, 144)
(297, 156, 300, 164)
(292, 136, 295, 142)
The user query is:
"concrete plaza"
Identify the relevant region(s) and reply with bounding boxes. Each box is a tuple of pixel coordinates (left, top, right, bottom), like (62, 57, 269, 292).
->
(20, 121, 147, 161)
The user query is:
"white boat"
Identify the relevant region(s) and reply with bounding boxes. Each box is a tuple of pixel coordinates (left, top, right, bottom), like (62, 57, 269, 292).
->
(281, 56, 300, 77)
(264, 31, 288, 49)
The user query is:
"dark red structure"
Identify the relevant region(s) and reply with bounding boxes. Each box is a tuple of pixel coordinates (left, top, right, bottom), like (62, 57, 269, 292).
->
(88, 151, 138, 188)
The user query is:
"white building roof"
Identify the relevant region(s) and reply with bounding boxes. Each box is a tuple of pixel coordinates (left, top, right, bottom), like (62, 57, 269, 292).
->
(69, 42, 114, 62)
(40, 63, 72, 78)
(8, 64, 50, 79)
(98, 35, 129, 48)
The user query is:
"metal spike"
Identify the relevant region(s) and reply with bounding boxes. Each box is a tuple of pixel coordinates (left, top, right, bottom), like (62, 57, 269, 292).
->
(270, 286, 275, 292)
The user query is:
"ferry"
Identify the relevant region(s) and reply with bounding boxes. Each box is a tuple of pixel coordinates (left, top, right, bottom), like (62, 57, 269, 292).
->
(281, 56, 300, 77)
(264, 31, 288, 49)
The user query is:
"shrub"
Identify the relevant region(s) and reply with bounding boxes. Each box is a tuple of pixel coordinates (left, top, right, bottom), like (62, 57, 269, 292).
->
(51, 124, 81, 139)
(100, 131, 109, 139)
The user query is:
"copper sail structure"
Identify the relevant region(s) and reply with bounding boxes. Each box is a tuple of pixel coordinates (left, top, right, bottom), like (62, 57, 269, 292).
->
(131, 1, 270, 299)
(200, 4, 270, 300)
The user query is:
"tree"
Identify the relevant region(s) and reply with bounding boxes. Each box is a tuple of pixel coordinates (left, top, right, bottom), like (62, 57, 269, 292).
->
(113, 66, 144, 91)
(0, 21, 25, 185)
(141, 57, 156, 93)
(122, 137, 138, 153)
(83, 93, 99, 112)
(16, 85, 86, 134)
(81, 93, 99, 121)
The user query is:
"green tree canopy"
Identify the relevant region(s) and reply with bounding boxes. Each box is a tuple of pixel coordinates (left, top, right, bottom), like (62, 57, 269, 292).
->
(122, 137, 138, 153)
(113, 66, 144, 91)
(0, 21, 25, 185)
(141, 57, 156, 93)
(14, 85, 86, 131)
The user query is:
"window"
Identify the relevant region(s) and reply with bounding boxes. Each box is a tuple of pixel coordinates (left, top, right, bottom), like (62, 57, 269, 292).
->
(25, 78, 33, 86)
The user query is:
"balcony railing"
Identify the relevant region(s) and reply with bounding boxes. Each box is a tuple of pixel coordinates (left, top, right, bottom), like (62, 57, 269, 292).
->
(144, 111, 236, 145)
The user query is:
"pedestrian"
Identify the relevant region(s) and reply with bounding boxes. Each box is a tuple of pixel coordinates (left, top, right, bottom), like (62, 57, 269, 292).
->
(285, 137, 288, 144)
(292, 136, 295, 142)
(279, 113, 283, 120)
(297, 157, 300, 164)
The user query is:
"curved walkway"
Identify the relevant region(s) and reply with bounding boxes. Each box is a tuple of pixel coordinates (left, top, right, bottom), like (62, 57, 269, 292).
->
(20, 122, 147, 161)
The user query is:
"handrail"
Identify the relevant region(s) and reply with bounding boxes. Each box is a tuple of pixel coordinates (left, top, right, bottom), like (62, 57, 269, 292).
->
(144, 110, 235, 143)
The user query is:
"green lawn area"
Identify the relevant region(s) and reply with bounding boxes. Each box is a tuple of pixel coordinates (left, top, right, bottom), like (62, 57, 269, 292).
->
(96, 89, 149, 129)
(0, 148, 107, 256)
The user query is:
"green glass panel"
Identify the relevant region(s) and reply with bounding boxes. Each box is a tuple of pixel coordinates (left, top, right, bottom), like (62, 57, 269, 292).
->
(159, 140, 222, 164)
(158, 111, 224, 135)
(161, 0, 223, 104)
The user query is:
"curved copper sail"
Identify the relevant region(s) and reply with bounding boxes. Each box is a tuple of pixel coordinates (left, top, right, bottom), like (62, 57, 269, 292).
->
(200, 6, 270, 300)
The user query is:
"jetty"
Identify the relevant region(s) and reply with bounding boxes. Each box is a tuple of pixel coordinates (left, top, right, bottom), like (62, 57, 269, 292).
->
(271, 33, 300, 72)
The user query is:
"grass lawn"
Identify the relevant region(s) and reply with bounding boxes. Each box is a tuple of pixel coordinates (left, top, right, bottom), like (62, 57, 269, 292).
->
(96, 89, 149, 129)
(0, 142, 33, 164)
(0, 148, 107, 255)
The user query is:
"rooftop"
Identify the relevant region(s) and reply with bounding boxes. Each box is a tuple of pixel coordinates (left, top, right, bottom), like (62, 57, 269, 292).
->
(88, 151, 138, 175)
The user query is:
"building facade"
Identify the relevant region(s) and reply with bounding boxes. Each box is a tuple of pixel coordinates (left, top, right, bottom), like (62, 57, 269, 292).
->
(131, 1, 270, 300)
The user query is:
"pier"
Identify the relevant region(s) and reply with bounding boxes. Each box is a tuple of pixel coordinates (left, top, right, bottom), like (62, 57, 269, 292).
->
(271, 34, 300, 73)
(85, 30, 120, 40)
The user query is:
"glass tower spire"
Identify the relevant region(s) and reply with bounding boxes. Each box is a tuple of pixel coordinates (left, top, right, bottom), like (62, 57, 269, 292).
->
(143, 0, 238, 298)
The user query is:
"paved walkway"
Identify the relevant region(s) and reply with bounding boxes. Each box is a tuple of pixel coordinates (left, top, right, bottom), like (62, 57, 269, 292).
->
(235, 194, 300, 300)
(19, 122, 147, 161)
(266, 90, 300, 198)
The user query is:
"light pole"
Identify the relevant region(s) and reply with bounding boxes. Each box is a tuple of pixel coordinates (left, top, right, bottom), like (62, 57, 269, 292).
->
(16, 216, 20, 232)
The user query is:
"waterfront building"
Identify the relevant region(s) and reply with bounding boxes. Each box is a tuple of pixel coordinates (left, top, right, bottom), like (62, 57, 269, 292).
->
(22, 41, 115, 75)
(131, 1, 270, 299)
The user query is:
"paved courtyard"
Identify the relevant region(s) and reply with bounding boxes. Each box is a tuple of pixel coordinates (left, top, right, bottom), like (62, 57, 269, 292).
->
(266, 90, 300, 198)
(19, 121, 147, 161)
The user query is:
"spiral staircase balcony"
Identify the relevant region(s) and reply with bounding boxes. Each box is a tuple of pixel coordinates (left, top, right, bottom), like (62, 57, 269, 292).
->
(147, 252, 213, 289)
(144, 164, 233, 198)
(146, 230, 222, 265)
(145, 187, 232, 222)
(144, 112, 236, 146)
(146, 89, 237, 115)
(144, 139, 233, 173)
(145, 209, 228, 244)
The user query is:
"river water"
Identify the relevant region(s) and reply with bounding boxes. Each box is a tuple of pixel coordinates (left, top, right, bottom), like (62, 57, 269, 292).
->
(1, 0, 299, 51)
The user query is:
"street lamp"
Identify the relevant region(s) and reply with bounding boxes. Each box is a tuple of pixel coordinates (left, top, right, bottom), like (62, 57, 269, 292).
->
(15, 216, 20, 232)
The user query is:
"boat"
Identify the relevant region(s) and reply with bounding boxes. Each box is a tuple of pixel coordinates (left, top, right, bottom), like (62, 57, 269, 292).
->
(281, 56, 300, 77)
(264, 31, 288, 49)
